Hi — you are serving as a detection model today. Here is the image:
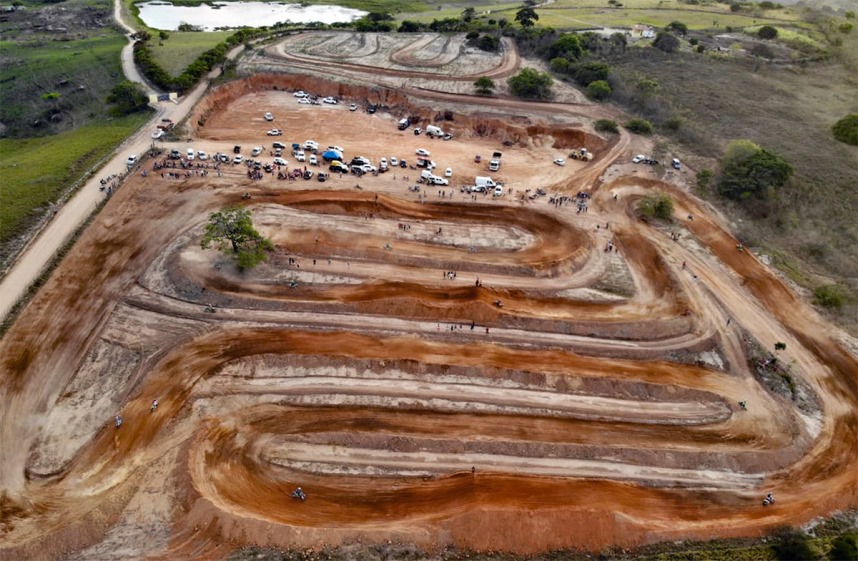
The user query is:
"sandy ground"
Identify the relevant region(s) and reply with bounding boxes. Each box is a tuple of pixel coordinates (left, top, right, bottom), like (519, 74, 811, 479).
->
(0, 31, 857, 561)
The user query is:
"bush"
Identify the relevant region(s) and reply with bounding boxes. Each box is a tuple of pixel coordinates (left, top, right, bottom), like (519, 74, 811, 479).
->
(106, 81, 150, 116)
(653, 32, 680, 52)
(547, 33, 584, 60)
(507, 68, 553, 100)
(625, 118, 654, 135)
(758, 25, 779, 40)
(571, 61, 611, 86)
(829, 534, 858, 561)
(814, 284, 845, 309)
(638, 194, 674, 220)
(594, 119, 619, 133)
(718, 139, 793, 200)
(770, 528, 822, 561)
(696, 169, 714, 189)
(832, 114, 858, 146)
(586, 80, 612, 100)
(550, 57, 570, 73)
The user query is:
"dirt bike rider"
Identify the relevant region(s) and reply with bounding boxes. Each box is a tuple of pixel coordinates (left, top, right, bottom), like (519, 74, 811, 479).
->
(114, 415, 123, 428)
(151, 399, 159, 413)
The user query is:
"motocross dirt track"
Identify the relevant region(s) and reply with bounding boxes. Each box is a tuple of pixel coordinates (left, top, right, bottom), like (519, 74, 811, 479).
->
(0, 32, 857, 560)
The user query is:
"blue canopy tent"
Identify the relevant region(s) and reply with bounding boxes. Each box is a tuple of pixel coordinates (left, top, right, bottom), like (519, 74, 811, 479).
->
(322, 150, 343, 162)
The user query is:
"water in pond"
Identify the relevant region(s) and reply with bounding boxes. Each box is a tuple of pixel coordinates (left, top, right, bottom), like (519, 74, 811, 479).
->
(136, 1, 366, 31)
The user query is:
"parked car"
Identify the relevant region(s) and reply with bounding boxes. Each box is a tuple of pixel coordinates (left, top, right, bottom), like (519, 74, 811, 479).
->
(303, 140, 319, 151)
(264, 112, 274, 121)
(295, 152, 306, 162)
(309, 154, 318, 166)
(366, 104, 377, 114)
(272, 141, 287, 150)
(318, 171, 329, 182)
(428, 176, 449, 186)
(126, 154, 137, 166)
(672, 158, 681, 170)
(349, 103, 358, 111)
(251, 147, 263, 157)
(293, 90, 307, 98)
(151, 130, 164, 140)
(443, 133, 454, 141)
(322, 96, 338, 104)
(267, 129, 282, 136)
(328, 145, 345, 153)
(273, 157, 288, 166)
(413, 128, 423, 136)
(444, 167, 453, 177)
(219, 154, 230, 163)
(352, 163, 376, 174)
(379, 157, 388, 171)
(233, 155, 243, 164)
(632, 154, 646, 163)
(399, 159, 407, 168)
(197, 151, 208, 161)
(390, 157, 398, 166)
(415, 148, 430, 157)
(330, 161, 349, 173)
(553, 158, 566, 166)
(298, 98, 311, 105)
(303, 170, 314, 180)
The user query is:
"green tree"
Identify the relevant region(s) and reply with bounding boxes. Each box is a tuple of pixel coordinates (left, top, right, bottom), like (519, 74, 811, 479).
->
(200, 206, 273, 270)
(636, 78, 659, 98)
(571, 61, 610, 86)
(477, 34, 500, 51)
(515, 5, 539, 27)
(718, 139, 792, 200)
(770, 528, 821, 561)
(398, 20, 422, 32)
(696, 169, 714, 189)
(474, 76, 496, 95)
(774, 341, 787, 351)
(666, 21, 688, 35)
(758, 25, 778, 39)
(462, 7, 476, 22)
(158, 30, 169, 41)
(594, 119, 619, 133)
(625, 118, 654, 135)
(548, 33, 584, 60)
(507, 68, 553, 100)
(106, 81, 150, 116)
(549, 57, 570, 73)
(846, 11, 855, 19)
(638, 194, 674, 220)
(586, 80, 612, 100)
(832, 114, 858, 145)
(653, 31, 680, 52)
(829, 533, 858, 561)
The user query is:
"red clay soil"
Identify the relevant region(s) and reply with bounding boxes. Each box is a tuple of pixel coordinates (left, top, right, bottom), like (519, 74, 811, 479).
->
(0, 62, 856, 561)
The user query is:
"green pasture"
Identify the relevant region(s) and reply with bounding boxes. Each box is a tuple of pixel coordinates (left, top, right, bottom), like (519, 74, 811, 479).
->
(0, 114, 150, 244)
(149, 30, 233, 76)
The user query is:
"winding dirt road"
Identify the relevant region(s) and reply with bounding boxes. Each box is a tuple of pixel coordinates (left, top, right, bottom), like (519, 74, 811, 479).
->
(0, 32, 856, 560)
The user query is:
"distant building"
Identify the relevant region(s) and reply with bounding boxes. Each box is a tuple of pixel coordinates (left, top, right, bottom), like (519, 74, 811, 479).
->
(632, 24, 656, 38)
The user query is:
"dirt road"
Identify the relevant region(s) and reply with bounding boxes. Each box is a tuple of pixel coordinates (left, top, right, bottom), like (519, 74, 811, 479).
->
(0, 32, 855, 560)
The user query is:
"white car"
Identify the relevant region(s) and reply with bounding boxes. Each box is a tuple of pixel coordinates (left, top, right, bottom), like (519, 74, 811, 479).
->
(415, 148, 430, 157)
(273, 157, 288, 166)
(353, 163, 376, 174)
(264, 112, 274, 121)
(186, 148, 195, 161)
(428, 176, 449, 186)
(295, 152, 306, 162)
(553, 158, 566, 166)
(251, 147, 263, 157)
(233, 155, 243, 164)
(126, 154, 137, 166)
(390, 157, 398, 166)
(303, 140, 318, 151)
(309, 154, 318, 166)
(151, 130, 164, 139)
(197, 151, 208, 161)
(323, 96, 338, 104)
(293, 90, 307, 98)
(379, 157, 388, 168)
(349, 103, 358, 111)
(632, 154, 646, 164)
(444, 167, 453, 177)
(267, 129, 282, 136)
(328, 145, 345, 153)
(298, 98, 311, 104)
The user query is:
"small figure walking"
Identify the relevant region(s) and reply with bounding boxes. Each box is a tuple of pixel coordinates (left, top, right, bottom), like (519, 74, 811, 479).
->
(151, 399, 159, 413)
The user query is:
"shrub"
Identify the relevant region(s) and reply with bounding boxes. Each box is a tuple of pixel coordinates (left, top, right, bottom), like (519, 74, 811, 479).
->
(594, 119, 619, 133)
(718, 139, 792, 200)
(829, 534, 858, 561)
(547, 33, 584, 60)
(570, 61, 611, 86)
(758, 25, 779, 39)
(666, 21, 688, 35)
(638, 194, 674, 220)
(696, 169, 714, 189)
(832, 114, 858, 145)
(507, 68, 553, 100)
(550, 57, 570, 73)
(625, 118, 654, 135)
(586, 80, 612, 100)
(814, 285, 845, 309)
(770, 528, 822, 561)
(653, 32, 680, 52)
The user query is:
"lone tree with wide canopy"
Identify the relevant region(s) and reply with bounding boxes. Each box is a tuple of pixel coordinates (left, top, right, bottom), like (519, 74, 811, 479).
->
(200, 206, 273, 270)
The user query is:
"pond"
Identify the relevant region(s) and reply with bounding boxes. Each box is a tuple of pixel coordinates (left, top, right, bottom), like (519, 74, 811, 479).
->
(136, 1, 367, 31)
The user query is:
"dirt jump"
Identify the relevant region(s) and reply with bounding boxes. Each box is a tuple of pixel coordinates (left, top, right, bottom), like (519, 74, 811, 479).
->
(0, 32, 856, 560)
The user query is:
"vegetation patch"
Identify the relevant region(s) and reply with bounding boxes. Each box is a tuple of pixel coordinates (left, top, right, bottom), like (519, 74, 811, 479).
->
(149, 30, 234, 77)
(0, 114, 150, 248)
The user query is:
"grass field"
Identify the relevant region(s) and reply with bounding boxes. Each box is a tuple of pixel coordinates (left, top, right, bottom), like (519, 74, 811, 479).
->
(149, 31, 233, 76)
(0, 114, 151, 245)
(0, 32, 128, 137)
